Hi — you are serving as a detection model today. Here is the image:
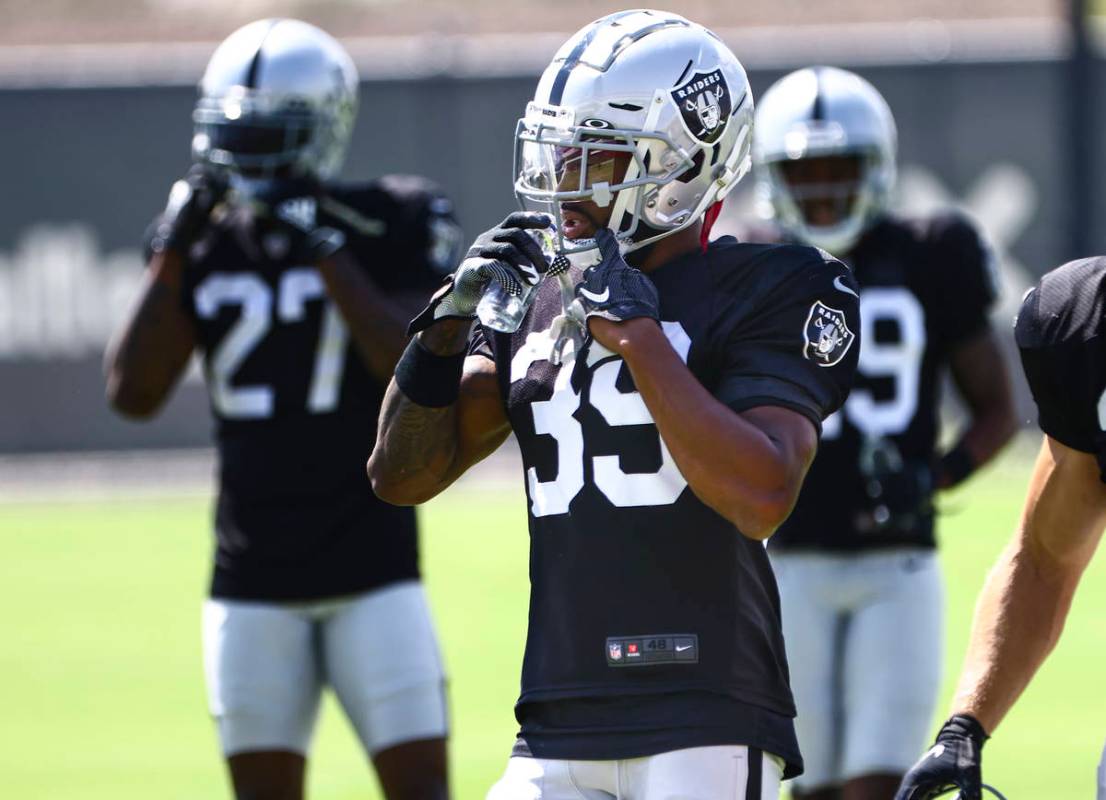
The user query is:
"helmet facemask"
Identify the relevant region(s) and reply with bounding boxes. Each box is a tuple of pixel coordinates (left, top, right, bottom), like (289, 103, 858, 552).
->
(193, 87, 353, 182)
(514, 93, 750, 259)
(514, 102, 690, 257)
(765, 149, 886, 255)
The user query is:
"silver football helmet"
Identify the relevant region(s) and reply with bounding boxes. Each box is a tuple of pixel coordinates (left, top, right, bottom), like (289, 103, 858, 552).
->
(192, 18, 359, 180)
(754, 66, 897, 255)
(513, 9, 754, 255)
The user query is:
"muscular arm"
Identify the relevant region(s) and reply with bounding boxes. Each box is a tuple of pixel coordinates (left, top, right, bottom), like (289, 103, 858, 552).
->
(316, 249, 416, 383)
(599, 318, 818, 540)
(367, 319, 512, 505)
(103, 250, 196, 419)
(941, 327, 1018, 488)
(951, 436, 1106, 733)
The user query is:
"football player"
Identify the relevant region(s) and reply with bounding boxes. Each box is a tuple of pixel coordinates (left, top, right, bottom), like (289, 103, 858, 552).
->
(749, 67, 1017, 800)
(368, 11, 860, 799)
(104, 19, 459, 800)
(896, 258, 1106, 800)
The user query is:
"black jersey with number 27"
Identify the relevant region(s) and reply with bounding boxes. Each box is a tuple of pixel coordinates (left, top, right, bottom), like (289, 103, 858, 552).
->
(471, 236, 860, 775)
(158, 175, 460, 602)
(1017, 256, 1106, 480)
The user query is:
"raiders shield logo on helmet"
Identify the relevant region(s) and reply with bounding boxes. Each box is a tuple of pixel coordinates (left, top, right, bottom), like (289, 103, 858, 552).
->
(670, 69, 732, 143)
(803, 300, 855, 367)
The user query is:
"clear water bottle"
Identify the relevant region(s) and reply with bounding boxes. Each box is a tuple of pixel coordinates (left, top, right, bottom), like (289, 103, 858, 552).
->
(476, 226, 556, 333)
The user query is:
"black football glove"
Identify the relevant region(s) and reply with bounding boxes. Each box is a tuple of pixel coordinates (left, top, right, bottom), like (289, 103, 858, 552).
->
(895, 715, 989, 800)
(408, 212, 552, 335)
(569, 227, 659, 327)
(268, 186, 348, 264)
(855, 437, 935, 534)
(149, 165, 228, 256)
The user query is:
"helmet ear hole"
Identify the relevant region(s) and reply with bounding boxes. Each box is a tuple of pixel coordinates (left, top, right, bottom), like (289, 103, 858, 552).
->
(675, 150, 705, 184)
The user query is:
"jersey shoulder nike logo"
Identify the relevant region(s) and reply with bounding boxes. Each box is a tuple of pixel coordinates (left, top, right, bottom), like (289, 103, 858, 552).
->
(833, 275, 859, 298)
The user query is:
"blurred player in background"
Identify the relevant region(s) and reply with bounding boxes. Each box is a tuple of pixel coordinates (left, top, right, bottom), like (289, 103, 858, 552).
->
(896, 258, 1106, 800)
(105, 19, 460, 800)
(370, 11, 860, 799)
(749, 66, 1016, 800)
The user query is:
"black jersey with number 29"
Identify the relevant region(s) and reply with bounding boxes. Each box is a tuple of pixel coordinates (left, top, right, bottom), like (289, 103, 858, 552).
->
(160, 175, 460, 601)
(771, 213, 997, 551)
(471, 236, 859, 774)
(1017, 256, 1106, 480)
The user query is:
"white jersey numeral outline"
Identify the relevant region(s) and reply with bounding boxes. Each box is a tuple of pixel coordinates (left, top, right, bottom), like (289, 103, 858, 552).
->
(194, 269, 349, 419)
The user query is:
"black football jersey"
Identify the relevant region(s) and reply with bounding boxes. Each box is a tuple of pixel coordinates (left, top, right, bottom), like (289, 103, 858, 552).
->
(154, 175, 461, 601)
(1016, 256, 1106, 479)
(472, 236, 859, 771)
(769, 213, 998, 552)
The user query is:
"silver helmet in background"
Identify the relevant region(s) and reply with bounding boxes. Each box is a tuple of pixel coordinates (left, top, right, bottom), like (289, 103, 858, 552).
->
(754, 66, 897, 255)
(513, 9, 755, 255)
(192, 18, 359, 181)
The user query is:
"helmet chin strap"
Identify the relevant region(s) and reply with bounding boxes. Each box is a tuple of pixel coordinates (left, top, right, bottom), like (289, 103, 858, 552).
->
(700, 199, 725, 253)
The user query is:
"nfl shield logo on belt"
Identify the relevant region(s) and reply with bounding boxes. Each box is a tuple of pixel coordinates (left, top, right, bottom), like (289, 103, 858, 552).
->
(803, 301, 855, 367)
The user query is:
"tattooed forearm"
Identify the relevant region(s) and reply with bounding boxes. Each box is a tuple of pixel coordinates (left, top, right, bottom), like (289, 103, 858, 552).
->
(368, 320, 509, 504)
(371, 381, 460, 496)
(367, 320, 472, 491)
(369, 322, 468, 499)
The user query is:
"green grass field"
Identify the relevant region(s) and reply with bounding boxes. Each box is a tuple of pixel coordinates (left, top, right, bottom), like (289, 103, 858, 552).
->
(2, 443, 1104, 799)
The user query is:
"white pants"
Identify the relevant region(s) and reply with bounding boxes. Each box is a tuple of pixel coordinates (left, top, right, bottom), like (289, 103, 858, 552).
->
(202, 579, 448, 757)
(771, 549, 943, 791)
(486, 746, 782, 800)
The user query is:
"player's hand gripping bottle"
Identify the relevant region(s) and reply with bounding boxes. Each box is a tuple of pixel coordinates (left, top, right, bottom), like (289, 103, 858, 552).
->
(475, 225, 557, 333)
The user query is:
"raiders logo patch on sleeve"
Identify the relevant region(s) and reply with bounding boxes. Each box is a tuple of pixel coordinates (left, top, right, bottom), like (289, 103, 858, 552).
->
(803, 300, 855, 366)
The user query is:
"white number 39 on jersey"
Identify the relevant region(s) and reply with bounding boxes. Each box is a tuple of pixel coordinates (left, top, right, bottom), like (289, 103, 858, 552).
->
(510, 322, 692, 517)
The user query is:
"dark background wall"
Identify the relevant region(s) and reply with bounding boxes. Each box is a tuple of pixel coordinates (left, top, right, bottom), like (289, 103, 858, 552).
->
(0, 56, 1098, 452)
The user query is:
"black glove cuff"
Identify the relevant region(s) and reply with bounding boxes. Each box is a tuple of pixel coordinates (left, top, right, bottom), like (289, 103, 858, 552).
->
(611, 300, 660, 322)
(938, 444, 977, 488)
(407, 277, 464, 336)
(394, 337, 466, 408)
(940, 714, 990, 748)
